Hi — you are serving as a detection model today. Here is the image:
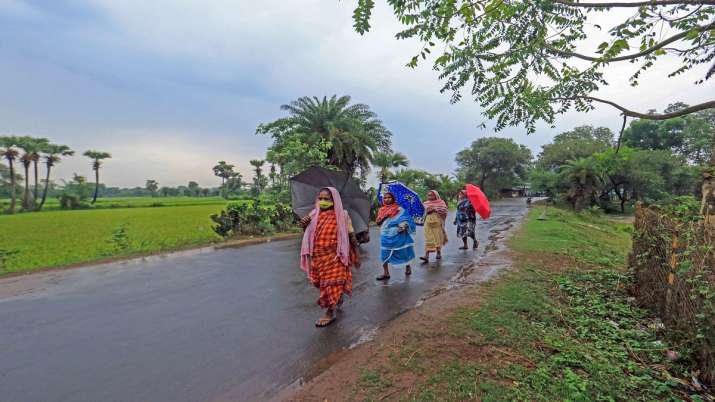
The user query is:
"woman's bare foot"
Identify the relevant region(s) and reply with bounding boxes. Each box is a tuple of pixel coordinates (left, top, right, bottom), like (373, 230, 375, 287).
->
(315, 309, 335, 327)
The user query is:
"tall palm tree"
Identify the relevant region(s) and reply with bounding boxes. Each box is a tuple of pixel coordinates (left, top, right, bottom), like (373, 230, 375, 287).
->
(83, 150, 112, 204)
(372, 151, 409, 182)
(212, 161, 235, 198)
(0, 136, 21, 214)
(269, 163, 277, 188)
(250, 159, 266, 194)
(17, 136, 48, 210)
(561, 158, 602, 212)
(38, 144, 74, 210)
(30, 138, 50, 207)
(259, 95, 392, 177)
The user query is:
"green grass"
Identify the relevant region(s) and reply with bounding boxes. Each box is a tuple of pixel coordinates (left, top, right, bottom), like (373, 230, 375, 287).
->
(411, 208, 689, 401)
(513, 206, 633, 268)
(1, 196, 231, 212)
(356, 369, 393, 401)
(0, 204, 228, 274)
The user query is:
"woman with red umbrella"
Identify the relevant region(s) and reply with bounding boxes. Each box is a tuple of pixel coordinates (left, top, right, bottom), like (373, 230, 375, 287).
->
(454, 190, 479, 250)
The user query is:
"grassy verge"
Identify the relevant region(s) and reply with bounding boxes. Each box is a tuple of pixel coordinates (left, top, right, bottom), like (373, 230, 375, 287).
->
(0, 204, 228, 275)
(353, 207, 703, 401)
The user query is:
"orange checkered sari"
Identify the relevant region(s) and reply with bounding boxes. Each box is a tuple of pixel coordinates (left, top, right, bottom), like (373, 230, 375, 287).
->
(308, 210, 358, 309)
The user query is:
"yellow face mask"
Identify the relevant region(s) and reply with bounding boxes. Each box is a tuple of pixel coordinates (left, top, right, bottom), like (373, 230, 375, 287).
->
(319, 200, 334, 210)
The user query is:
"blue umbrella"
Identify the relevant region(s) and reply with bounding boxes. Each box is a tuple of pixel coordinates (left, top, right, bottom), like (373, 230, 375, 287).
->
(377, 181, 425, 225)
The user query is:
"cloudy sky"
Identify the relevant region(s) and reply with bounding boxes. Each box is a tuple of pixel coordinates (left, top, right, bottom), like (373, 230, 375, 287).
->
(1, 0, 713, 187)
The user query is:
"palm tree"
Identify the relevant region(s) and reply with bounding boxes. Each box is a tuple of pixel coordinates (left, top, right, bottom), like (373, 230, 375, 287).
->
(17, 136, 49, 210)
(0, 136, 21, 214)
(372, 151, 409, 182)
(38, 144, 74, 210)
(212, 161, 235, 198)
(260, 95, 392, 177)
(83, 150, 112, 204)
(250, 159, 266, 194)
(30, 138, 50, 207)
(561, 158, 602, 212)
(269, 163, 277, 188)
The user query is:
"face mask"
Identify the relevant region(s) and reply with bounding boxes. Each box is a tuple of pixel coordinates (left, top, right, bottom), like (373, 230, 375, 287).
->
(319, 200, 333, 210)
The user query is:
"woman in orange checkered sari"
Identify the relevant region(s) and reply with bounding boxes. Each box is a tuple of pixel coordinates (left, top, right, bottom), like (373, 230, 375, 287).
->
(300, 187, 360, 327)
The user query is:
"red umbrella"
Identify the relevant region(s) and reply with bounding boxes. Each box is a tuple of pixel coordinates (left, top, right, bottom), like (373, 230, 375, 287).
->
(465, 184, 491, 219)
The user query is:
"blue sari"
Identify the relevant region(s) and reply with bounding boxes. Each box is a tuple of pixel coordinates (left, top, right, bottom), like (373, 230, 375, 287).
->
(380, 207, 416, 267)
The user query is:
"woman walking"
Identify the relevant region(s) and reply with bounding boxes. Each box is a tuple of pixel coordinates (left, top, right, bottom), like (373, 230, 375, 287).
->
(300, 187, 360, 327)
(420, 190, 448, 263)
(376, 192, 416, 280)
(455, 190, 479, 250)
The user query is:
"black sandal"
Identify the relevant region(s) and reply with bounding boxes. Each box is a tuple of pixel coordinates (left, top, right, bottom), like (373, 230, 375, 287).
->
(419, 256, 429, 263)
(376, 275, 391, 281)
(405, 267, 412, 275)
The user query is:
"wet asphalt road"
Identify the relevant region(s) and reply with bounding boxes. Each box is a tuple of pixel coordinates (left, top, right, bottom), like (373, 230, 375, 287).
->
(0, 200, 528, 402)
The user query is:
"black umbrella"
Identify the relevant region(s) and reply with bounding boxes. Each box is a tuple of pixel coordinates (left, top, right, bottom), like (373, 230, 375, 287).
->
(290, 167, 371, 235)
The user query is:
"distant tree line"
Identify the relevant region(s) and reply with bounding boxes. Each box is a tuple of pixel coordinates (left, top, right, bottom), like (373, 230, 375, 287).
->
(1, 135, 222, 214)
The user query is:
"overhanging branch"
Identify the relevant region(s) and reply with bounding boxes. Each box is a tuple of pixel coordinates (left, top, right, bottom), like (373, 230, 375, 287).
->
(552, 0, 715, 7)
(559, 96, 715, 119)
(545, 21, 715, 62)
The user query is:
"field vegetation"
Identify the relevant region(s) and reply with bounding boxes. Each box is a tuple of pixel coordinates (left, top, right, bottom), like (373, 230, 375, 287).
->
(0, 201, 228, 275)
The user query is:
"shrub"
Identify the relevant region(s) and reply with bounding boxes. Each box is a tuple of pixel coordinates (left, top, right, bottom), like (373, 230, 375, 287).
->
(210, 199, 296, 238)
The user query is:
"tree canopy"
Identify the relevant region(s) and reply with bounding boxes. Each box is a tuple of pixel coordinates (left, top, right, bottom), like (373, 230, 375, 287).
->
(456, 137, 532, 195)
(350, 1, 715, 133)
(257, 95, 393, 179)
(623, 105, 714, 164)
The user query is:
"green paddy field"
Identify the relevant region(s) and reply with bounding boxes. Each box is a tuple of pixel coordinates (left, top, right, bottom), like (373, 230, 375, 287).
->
(0, 197, 236, 275)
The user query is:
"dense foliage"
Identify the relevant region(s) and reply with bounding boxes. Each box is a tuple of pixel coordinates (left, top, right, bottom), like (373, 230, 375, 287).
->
(531, 120, 705, 211)
(623, 105, 714, 164)
(210, 200, 296, 238)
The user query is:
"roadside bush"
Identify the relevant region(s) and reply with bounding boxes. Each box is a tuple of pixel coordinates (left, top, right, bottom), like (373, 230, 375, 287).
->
(58, 174, 92, 210)
(0, 248, 19, 273)
(631, 199, 715, 385)
(210, 199, 296, 238)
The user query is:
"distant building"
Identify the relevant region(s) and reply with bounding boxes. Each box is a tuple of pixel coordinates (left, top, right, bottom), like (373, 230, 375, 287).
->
(499, 185, 529, 198)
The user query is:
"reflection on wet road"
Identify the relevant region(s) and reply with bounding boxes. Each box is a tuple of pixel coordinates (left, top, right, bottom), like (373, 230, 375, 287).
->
(0, 200, 528, 402)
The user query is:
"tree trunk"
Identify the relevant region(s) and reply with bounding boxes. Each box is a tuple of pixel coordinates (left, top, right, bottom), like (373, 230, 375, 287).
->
(38, 165, 52, 210)
(8, 159, 16, 214)
(609, 178, 627, 213)
(702, 138, 715, 222)
(92, 168, 99, 204)
(33, 160, 39, 208)
(23, 163, 31, 210)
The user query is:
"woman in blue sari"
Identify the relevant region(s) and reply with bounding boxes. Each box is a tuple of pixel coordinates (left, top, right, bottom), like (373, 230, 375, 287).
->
(376, 192, 416, 281)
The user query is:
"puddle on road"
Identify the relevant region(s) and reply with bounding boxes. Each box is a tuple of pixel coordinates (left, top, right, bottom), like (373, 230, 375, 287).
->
(421, 208, 526, 301)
